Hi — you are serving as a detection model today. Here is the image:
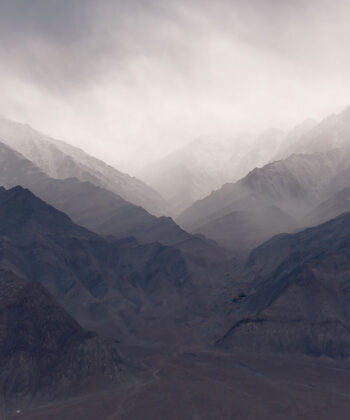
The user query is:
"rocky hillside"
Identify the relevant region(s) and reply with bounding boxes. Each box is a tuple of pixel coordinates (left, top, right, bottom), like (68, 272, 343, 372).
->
(217, 211, 350, 358)
(0, 270, 123, 412)
(0, 186, 228, 346)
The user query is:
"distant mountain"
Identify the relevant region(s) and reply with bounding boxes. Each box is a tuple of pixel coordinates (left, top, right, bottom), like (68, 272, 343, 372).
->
(216, 211, 350, 358)
(0, 141, 224, 266)
(0, 186, 227, 346)
(196, 205, 296, 251)
(273, 118, 317, 159)
(0, 270, 123, 411)
(139, 129, 285, 214)
(177, 108, 350, 249)
(0, 116, 169, 216)
(305, 187, 350, 227)
(177, 147, 350, 250)
(277, 106, 350, 158)
(177, 149, 347, 227)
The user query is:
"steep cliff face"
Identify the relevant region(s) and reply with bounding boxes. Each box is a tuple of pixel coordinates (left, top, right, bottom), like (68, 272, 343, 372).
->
(217, 212, 350, 358)
(0, 270, 123, 411)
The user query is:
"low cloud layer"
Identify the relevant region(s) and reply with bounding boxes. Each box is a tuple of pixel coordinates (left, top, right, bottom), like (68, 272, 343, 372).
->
(1, 0, 350, 172)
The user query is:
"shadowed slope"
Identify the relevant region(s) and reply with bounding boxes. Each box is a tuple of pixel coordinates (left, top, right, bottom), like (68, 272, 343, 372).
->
(217, 212, 350, 358)
(0, 116, 169, 216)
(0, 270, 124, 411)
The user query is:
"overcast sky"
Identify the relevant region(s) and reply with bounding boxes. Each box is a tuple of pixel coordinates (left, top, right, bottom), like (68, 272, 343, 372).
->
(1, 0, 350, 172)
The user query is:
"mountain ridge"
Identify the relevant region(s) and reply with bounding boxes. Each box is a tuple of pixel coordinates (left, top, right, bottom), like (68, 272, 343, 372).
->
(217, 210, 350, 358)
(0, 116, 169, 216)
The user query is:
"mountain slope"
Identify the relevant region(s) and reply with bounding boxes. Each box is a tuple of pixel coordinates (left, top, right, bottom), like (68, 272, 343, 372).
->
(0, 186, 227, 346)
(195, 205, 296, 251)
(0, 116, 169, 216)
(0, 141, 225, 265)
(139, 129, 284, 214)
(177, 148, 350, 251)
(217, 212, 350, 358)
(277, 106, 350, 158)
(177, 107, 350, 250)
(0, 270, 123, 411)
(305, 187, 350, 226)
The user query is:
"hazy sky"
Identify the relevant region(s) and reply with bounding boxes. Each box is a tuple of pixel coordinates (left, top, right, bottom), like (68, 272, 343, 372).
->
(1, 0, 350, 172)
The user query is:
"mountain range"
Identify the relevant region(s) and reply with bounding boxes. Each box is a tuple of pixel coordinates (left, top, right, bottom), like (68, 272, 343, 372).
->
(0, 140, 226, 269)
(1, 107, 350, 418)
(217, 211, 350, 358)
(0, 116, 169, 216)
(177, 107, 350, 251)
(139, 129, 286, 213)
(0, 186, 193, 342)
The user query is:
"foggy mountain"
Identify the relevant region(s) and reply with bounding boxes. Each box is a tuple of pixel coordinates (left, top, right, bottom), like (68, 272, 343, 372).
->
(139, 129, 285, 213)
(3, 1, 350, 419)
(0, 117, 169, 216)
(1, 114, 350, 418)
(0, 140, 225, 268)
(305, 186, 350, 227)
(177, 149, 348, 248)
(177, 108, 350, 250)
(276, 106, 350, 158)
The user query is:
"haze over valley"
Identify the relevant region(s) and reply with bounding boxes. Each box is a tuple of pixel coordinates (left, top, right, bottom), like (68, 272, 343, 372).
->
(1, 1, 350, 419)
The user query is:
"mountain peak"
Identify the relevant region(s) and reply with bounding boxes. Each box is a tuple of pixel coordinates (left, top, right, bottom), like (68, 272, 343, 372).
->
(0, 185, 92, 237)
(0, 116, 170, 216)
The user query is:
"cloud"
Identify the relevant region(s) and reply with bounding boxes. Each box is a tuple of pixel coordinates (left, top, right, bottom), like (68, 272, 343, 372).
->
(0, 0, 350, 171)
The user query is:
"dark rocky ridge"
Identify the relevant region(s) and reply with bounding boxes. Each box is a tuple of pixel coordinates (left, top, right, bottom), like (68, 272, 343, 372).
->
(217, 211, 350, 358)
(0, 270, 123, 412)
(0, 186, 227, 347)
(0, 141, 227, 266)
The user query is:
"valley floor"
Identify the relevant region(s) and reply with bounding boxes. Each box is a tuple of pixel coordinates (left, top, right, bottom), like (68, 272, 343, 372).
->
(10, 346, 350, 420)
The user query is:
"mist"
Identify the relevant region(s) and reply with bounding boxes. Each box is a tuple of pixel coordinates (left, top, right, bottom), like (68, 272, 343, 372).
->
(1, 0, 350, 172)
